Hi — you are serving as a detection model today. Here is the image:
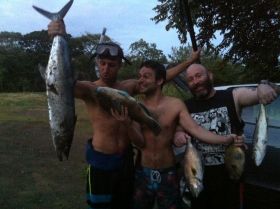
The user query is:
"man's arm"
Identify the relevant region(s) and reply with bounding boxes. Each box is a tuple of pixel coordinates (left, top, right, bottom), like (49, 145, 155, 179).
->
(165, 49, 201, 81)
(110, 107, 145, 148)
(233, 82, 279, 116)
(173, 127, 191, 147)
(74, 81, 98, 101)
(178, 107, 235, 145)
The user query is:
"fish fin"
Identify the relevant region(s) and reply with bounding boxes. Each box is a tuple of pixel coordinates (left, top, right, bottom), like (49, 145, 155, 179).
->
(112, 100, 122, 114)
(32, 0, 73, 21)
(48, 84, 58, 95)
(65, 115, 77, 160)
(57, 151, 63, 161)
(146, 119, 162, 136)
(116, 89, 130, 97)
(137, 102, 161, 135)
(138, 102, 152, 116)
(191, 167, 197, 176)
(38, 63, 46, 81)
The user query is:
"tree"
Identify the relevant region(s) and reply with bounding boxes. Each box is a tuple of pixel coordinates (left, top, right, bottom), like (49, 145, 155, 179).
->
(117, 39, 168, 81)
(0, 31, 107, 92)
(152, 0, 280, 82)
(128, 38, 167, 63)
(168, 45, 244, 86)
(0, 32, 22, 49)
(168, 45, 192, 63)
(69, 33, 103, 81)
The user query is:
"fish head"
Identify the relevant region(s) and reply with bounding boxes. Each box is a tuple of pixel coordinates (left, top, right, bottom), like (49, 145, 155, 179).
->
(253, 147, 265, 166)
(189, 178, 203, 198)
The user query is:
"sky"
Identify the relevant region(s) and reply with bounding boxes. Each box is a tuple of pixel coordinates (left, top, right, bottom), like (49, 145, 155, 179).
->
(0, 0, 189, 56)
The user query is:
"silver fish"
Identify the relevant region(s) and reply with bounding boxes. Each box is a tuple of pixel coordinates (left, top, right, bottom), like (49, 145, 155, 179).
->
(95, 86, 161, 135)
(33, 0, 76, 161)
(252, 104, 268, 166)
(225, 143, 245, 180)
(184, 139, 204, 198)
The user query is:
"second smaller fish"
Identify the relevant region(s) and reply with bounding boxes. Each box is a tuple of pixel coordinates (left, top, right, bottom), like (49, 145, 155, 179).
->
(184, 139, 204, 198)
(252, 104, 268, 166)
(225, 143, 245, 180)
(95, 86, 161, 135)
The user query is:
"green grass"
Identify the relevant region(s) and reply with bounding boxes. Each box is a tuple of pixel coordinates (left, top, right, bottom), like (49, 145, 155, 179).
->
(0, 92, 91, 209)
(0, 86, 190, 208)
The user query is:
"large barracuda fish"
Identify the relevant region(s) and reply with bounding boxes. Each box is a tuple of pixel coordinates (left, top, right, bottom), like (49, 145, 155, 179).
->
(184, 139, 204, 198)
(252, 104, 268, 166)
(225, 143, 245, 180)
(33, 0, 76, 161)
(95, 87, 161, 135)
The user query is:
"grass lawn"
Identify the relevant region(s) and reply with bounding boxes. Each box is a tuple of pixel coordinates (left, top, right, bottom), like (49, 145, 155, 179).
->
(0, 92, 92, 209)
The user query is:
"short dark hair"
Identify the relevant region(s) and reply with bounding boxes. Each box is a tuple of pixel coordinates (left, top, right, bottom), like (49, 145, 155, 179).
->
(140, 60, 166, 82)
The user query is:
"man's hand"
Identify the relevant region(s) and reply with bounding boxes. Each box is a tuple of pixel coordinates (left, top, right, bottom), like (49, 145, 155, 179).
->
(110, 105, 132, 126)
(47, 20, 66, 38)
(233, 135, 248, 150)
(257, 82, 278, 104)
(190, 48, 201, 63)
(173, 131, 191, 147)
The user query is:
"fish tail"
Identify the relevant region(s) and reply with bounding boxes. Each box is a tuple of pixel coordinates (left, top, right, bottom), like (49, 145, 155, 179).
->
(63, 146, 71, 160)
(138, 102, 152, 116)
(56, 146, 71, 161)
(57, 151, 63, 161)
(147, 119, 162, 136)
(32, 0, 73, 21)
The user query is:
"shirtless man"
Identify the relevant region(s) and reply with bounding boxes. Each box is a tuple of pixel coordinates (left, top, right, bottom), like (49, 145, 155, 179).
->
(133, 60, 237, 209)
(47, 20, 201, 209)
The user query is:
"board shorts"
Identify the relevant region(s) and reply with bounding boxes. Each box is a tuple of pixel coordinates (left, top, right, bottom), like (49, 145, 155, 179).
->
(133, 166, 181, 209)
(86, 139, 134, 209)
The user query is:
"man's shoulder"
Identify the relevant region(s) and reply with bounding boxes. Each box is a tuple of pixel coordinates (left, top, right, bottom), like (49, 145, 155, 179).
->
(77, 80, 96, 85)
(118, 79, 138, 94)
(165, 95, 182, 101)
(164, 96, 185, 106)
(119, 78, 138, 85)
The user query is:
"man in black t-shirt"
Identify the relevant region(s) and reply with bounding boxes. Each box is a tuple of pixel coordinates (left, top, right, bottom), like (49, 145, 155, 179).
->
(174, 64, 279, 209)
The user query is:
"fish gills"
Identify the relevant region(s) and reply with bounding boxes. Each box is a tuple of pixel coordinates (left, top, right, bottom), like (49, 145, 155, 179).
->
(96, 87, 161, 135)
(33, 0, 76, 161)
(252, 104, 268, 166)
(184, 140, 204, 198)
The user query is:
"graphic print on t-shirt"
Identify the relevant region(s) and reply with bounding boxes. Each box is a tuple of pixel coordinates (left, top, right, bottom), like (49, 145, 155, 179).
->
(191, 106, 231, 166)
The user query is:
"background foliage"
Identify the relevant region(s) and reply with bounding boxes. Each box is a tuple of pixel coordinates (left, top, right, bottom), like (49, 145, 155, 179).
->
(1, 0, 279, 92)
(152, 0, 280, 82)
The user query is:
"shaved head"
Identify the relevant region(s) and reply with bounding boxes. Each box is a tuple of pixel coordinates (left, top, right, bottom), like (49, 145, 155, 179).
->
(186, 64, 208, 75)
(185, 64, 214, 99)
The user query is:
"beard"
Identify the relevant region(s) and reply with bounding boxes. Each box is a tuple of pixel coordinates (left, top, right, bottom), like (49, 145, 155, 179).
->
(189, 78, 213, 100)
(139, 84, 157, 96)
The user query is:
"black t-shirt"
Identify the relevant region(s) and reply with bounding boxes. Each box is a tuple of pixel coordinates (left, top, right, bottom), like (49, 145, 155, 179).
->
(185, 89, 244, 166)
